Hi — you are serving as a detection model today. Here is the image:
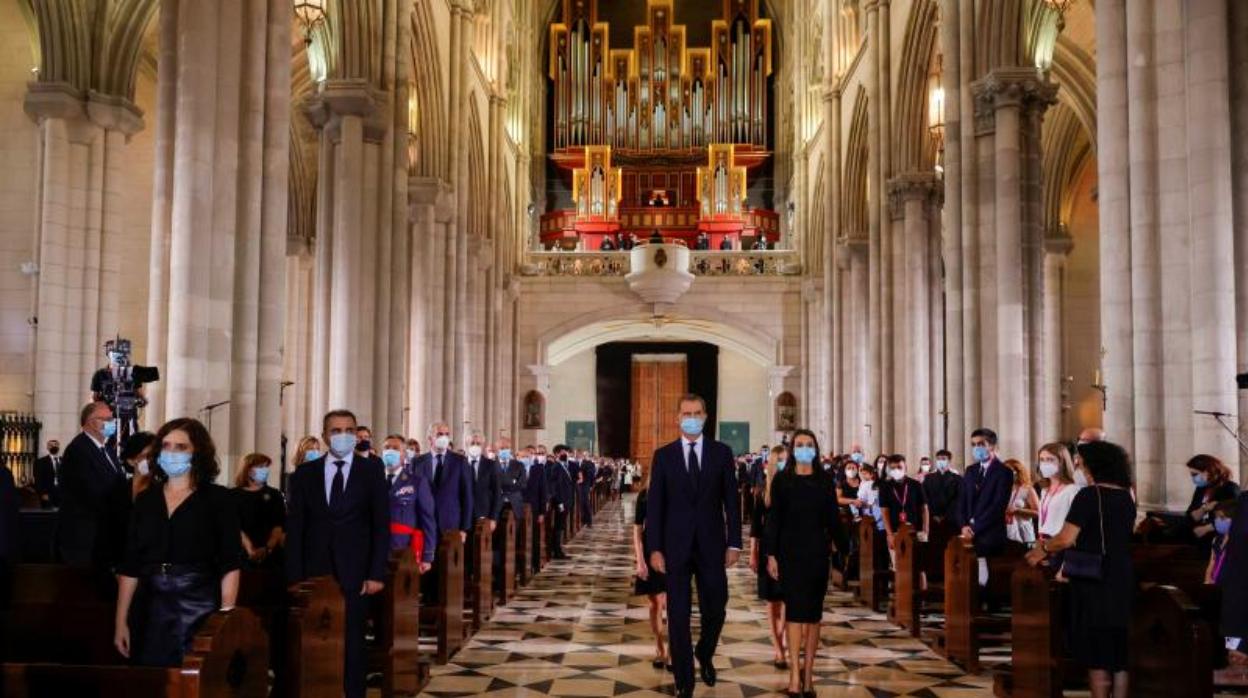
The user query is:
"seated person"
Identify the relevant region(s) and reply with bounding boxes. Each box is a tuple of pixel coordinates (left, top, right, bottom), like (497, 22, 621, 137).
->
(601, 236, 615, 251)
(719, 236, 734, 251)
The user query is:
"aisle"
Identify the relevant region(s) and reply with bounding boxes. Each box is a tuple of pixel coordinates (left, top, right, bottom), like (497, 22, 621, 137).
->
(421, 495, 987, 697)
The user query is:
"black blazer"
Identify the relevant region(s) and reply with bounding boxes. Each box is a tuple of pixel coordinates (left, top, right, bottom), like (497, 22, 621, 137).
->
(547, 460, 575, 507)
(0, 464, 18, 562)
(645, 438, 742, 569)
(469, 457, 503, 521)
(34, 455, 61, 508)
(56, 432, 125, 566)
(285, 454, 390, 589)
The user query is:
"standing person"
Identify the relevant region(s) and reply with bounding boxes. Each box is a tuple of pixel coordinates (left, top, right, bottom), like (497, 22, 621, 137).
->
(34, 439, 63, 508)
(765, 430, 847, 697)
(497, 438, 526, 518)
(646, 394, 742, 698)
(523, 445, 549, 569)
(1183, 454, 1240, 552)
(467, 432, 502, 532)
(1036, 442, 1081, 544)
(0, 456, 18, 603)
(354, 425, 376, 458)
(922, 449, 962, 536)
(749, 445, 788, 669)
(1004, 459, 1040, 545)
(233, 453, 286, 569)
(577, 455, 596, 527)
(285, 410, 390, 698)
(547, 445, 575, 560)
(879, 454, 929, 550)
(113, 418, 241, 667)
(121, 432, 157, 501)
(633, 466, 669, 669)
(292, 435, 324, 470)
(1026, 441, 1136, 698)
(1217, 492, 1248, 664)
(381, 435, 435, 570)
(414, 421, 474, 544)
(58, 401, 126, 569)
(957, 428, 1013, 586)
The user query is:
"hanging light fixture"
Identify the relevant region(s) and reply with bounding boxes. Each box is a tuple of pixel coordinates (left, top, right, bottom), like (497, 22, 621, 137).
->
(1041, 0, 1076, 32)
(293, 0, 326, 45)
(928, 54, 945, 174)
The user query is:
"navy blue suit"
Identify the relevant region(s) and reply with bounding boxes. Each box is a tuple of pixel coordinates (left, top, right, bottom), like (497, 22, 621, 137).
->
(414, 450, 474, 539)
(646, 436, 742, 691)
(387, 465, 436, 563)
(956, 457, 1013, 556)
(469, 456, 503, 522)
(285, 453, 390, 698)
(523, 461, 548, 568)
(576, 460, 596, 525)
(56, 431, 125, 568)
(547, 459, 575, 556)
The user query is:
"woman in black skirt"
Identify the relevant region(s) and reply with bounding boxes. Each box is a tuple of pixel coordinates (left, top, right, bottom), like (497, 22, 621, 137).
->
(113, 418, 242, 667)
(766, 429, 847, 697)
(632, 468, 668, 669)
(1026, 440, 1135, 698)
(750, 444, 788, 668)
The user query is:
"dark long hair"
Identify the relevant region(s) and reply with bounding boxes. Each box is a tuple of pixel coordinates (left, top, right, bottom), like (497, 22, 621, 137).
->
(152, 417, 220, 487)
(784, 428, 831, 485)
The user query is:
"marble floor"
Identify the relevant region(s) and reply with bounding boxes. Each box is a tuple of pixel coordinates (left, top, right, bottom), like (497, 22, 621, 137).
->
(420, 494, 994, 697)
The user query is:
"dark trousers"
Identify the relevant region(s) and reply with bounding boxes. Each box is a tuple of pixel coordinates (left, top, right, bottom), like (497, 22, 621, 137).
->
(342, 585, 368, 698)
(550, 507, 566, 556)
(665, 549, 728, 691)
(578, 486, 593, 525)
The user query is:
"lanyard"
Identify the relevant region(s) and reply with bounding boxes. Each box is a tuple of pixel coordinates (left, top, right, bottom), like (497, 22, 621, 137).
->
(1040, 483, 1065, 527)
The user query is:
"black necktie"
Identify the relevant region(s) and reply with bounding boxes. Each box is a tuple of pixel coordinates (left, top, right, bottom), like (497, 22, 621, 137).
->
(331, 460, 345, 508)
(688, 442, 701, 490)
(434, 454, 444, 489)
(388, 473, 396, 488)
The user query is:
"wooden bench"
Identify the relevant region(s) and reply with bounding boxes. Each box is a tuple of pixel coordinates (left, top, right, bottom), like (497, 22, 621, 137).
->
(494, 507, 517, 604)
(516, 504, 533, 586)
(284, 575, 348, 698)
(856, 515, 892, 612)
(890, 523, 952, 637)
(830, 512, 858, 591)
(939, 537, 1025, 672)
(419, 531, 465, 664)
(466, 517, 494, 631)
(381, 548, 428, 696)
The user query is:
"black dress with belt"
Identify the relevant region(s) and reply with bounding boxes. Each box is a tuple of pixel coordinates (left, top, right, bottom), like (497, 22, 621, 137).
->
(765, 469, 847, 623)
(749, 488, 783, 602)
(1064, 485, 1136, 672)
(633, 491, 667, 596)
(120, 483, 242, 667)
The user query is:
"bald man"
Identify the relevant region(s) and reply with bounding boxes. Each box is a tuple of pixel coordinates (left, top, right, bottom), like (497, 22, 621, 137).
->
(1077, 427, 1106, 444)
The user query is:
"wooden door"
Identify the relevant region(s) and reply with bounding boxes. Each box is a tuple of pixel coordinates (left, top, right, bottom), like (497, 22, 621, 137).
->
(630, 355, 687, 468)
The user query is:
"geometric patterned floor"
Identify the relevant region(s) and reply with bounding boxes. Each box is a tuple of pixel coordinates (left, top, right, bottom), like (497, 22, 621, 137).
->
(420, 494, 996, 697)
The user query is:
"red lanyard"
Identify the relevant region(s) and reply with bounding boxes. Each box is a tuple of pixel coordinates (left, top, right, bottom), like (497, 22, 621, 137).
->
(1040, 483, 1065, 527)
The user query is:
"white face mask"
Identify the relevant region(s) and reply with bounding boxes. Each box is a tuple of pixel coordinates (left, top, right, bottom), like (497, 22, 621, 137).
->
(136, 459, 149, 477)
(468, 445, 483, 459)
(433, 435, 451, 451)
(889, 467, 905, 481)
(1073, 468, 1090, 487)
(1038, 461, 1059, 479)
(919, 462, 932, 473)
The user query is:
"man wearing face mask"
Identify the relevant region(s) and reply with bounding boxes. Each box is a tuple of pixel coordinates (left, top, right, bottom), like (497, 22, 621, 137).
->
(58, 401, 127, 569)
(496, 438, 526, 520)
(355, 425, 376, 458)
(576, 453, 596, 527)
(956, 429, 1013, 587)
(467, 433, 503, 532)
(524, 445, 549, 569)
(414, 421, 474, 555)
(646, 394, 741, 698)
(922, 449, 963, 537)
(34, 439, 63, 509)
(381, 434, 435, 573)
(285, 409, 390, 698)
(547, 445, 575, 560)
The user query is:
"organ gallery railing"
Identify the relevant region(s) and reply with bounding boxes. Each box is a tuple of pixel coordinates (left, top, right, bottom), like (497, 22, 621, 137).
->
(518, 250, 801, 278)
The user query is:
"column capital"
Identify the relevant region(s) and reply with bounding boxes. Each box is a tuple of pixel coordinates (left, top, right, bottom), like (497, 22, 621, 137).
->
(835, 235, 867, 269)
(24, 82, 144, 137)
(886, 171, 943, 219)
(970, 67, 1058, 135)
(303, 79, 386, 142)
(1044, 226, 1074, 256)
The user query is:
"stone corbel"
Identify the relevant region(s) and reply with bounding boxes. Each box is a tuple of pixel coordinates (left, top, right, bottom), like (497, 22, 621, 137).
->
(408, 176, 451, 220)
(1044, 226, 1074, 258)
(767, 366, 795, 399)
(836, 235, 867, 270)
(84, 90, 144, 138)
(801, 277, 820, 304)
(302, 79, 387, 144)
(886, 172, 942, 214)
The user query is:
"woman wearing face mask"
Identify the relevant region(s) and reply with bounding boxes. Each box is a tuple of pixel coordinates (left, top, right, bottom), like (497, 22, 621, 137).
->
(749, 445, 789, 669)
(1206, 500, 1237, 584)
(1183, 454, 1239, 552)
(121, 431, 157, 500)
(766, 430, 847, 697)
(1025, 441, 1136, 698)
(1036, 443, 1080, 545)
(1004, 459, 1040, 545)
(631, 466, 669, 670)
(114, 418, 242, 667)
(836, 458, 863, 514)
(292, 435, 325, 472)
(233, 453, 286, 568)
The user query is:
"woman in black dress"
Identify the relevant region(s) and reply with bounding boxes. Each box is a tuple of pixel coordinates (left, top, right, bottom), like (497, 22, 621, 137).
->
(766, 429, 848, 697)
(632, 468, 668, 669)
(749, 444, 788, 668)
(1025, 440, 1135, 698)
(113, 418, 242, 667)
(233, 452, 286, 568)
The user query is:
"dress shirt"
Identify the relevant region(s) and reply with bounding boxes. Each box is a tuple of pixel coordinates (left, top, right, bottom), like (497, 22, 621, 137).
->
(681, 434, 705, 471)
(324, 450, 355, 505)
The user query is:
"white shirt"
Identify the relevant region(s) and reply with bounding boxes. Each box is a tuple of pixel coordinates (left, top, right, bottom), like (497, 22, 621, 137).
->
(681, 434, 704, 471)
(324, 451, 355, 504)
(1039, 482, 1082, 537)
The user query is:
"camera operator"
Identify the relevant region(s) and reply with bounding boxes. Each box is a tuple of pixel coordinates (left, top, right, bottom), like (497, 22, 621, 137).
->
(90, 338, 159, 452)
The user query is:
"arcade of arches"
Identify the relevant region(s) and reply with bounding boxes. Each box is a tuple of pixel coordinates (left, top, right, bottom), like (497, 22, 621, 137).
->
(1, 0, 1248, 696)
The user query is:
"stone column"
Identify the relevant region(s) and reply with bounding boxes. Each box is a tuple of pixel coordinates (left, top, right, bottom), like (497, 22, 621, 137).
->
(823, 86, 842, 447)
(842, 237, 870, 447)
(1042, 230, 1073, 442)
(957, 0, 980, 440)
(408, 177, 449, 435)
(864, 0, 883, 454)
(940, 0, 965, 457)
(26, 84, 143, 443)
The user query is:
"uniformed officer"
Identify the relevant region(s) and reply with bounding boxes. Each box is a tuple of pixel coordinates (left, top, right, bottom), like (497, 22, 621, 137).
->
(382, 434, 435, 571)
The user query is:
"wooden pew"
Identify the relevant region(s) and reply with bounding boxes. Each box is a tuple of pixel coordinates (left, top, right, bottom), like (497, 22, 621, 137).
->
(830, 512, 858, 591)
(285, 576, 348, 698)
(419, 531, 465, 664)
(384, 548, 428, 697)
(516, 504, 533, 586)
(1, 564, 269, 697)
(544, 501, 557, 564)
(1131, 584, 1215, 698)
(533, 504, 548, 573)
(940, 537, 1025, 673)
(494, 508, 517, 604)
(890, 523, 953, 637)
(993, 562, 1070, 698)
(466, 517, 494, 631)
(856, 515, 891, 612)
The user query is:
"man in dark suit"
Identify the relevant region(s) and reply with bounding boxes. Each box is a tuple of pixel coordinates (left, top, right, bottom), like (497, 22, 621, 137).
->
(923, 448, 963, 536)
(0, 460, 18, 603)
(57, 401, 126, 568)
(497, 438, 526, 517)
(646, 394, 742, 697)
(285, 409, 390, 698)
(547, 445, 575, 560)
(34, 439, 63, 508)
(467, 433, 502, 529)
(577, 455, 596, 527)
(956, 428, 1013, 586)
(414, 421, 474, 545)
(523, 445, 549, 570)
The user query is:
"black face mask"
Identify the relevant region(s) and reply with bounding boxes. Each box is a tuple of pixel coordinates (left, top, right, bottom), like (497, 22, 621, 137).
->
(559, 455, 568, 463)
(48, 446, 59, 455)
(357, 440, 372, 452)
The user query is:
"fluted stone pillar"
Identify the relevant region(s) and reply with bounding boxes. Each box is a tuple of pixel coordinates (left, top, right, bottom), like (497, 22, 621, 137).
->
(864, 0, 883, 454)
(940, 0, 965, 459)
(408, 177, 450, 436)
(823, 85, 841, 448)
(841, 237, 870, 447)
(146, 0, 291, 470)
(25, 85, 144, 443)
(1042, 230, 1073, 441)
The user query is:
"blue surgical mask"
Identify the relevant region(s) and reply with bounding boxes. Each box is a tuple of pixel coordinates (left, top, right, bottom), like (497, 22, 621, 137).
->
(499, 448, 513, 461)
(101, 420, 117, 439)
(304, 449, 322, 462)
(680, 416, 705, 436)
(329, 432, 357, 457)
(1192, 473, 1208, 488)
(775, 459, 787, 471)
(935, 459, 949, 472)
(794, 446, 817, 464)
(159, 451, 193, 477)
(381, 449, 402, 469)
(1215, 518, 1232, 537)
(250, 466, 269, 484)
(972, 445, 990, 463)
(520, 456, 533, 468)
(851, 452, 864, 465)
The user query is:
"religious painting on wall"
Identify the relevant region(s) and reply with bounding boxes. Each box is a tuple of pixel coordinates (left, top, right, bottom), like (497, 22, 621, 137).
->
(566, 421, 597, 454)
(775, 392, 797, 432)
(523, 390, 545, 429)
(719, 421, 750, 457)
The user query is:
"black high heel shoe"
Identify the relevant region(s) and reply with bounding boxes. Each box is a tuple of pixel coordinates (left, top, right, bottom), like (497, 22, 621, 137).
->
(802, 677, 816, 698)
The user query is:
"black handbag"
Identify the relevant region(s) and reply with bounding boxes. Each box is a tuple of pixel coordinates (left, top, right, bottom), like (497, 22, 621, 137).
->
(1061, 486, 1106, 581)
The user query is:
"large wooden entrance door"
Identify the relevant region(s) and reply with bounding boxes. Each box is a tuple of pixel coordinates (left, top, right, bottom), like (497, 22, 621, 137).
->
(630, 354, 687, 467)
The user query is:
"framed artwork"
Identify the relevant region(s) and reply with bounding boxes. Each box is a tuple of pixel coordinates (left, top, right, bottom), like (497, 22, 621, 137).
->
(719, 421, 750, 457)
(566, 421, 597, 453)
(775, 392, 797, 432)
(523, 390, 545, 429)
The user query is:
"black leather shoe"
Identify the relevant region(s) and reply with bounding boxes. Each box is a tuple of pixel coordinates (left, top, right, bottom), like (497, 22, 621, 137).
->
(697, 657, 717, 687)
(675, 685, 693, 698)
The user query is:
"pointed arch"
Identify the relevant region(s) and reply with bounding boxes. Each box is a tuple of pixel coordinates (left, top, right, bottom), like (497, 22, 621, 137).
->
(841, 86, 869, 239)
(1040, 102, 1091, 232)
(408, 0, 448, 179)
(892, 0, 939, 173)
(22, 0, 158, 100)
(466, 97, 488, 239)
